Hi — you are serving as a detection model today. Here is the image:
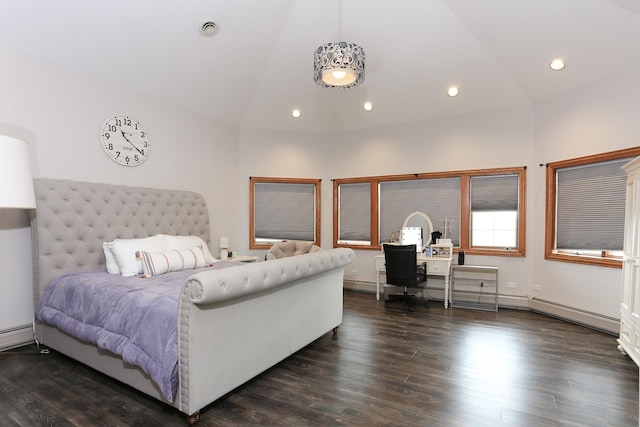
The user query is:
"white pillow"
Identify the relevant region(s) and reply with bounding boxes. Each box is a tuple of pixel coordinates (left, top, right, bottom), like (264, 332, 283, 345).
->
(105, 235, 170, 277)
(102, 241, 121, 274)
(137, 247, 212, 277)
(158, 234, 215, 264)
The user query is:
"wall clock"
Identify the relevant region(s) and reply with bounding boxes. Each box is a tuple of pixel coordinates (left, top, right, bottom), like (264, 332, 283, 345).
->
(100, 115, 150, 166)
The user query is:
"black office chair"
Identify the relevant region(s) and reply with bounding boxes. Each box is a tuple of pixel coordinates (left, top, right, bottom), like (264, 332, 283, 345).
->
(383, 244, 427, 311)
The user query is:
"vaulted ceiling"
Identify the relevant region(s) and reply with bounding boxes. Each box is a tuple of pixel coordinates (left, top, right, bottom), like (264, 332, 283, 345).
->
(1, 0, 639, 134)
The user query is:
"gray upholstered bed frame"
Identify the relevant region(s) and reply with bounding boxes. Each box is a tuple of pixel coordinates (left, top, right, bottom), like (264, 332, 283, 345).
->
(31, 179, 211, 304)
(31, 178, 354, 424)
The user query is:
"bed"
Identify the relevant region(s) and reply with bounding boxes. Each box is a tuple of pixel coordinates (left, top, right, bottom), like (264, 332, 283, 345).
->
(31, 178, 354, 424)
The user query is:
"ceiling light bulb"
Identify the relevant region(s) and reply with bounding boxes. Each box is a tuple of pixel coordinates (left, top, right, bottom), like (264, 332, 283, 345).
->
(448, 87, 459, 97)
(550, 59, 565, 71)
(363, 102, 373, 111)
(332, 70, 347, 80)
(292, 109, 301, 118)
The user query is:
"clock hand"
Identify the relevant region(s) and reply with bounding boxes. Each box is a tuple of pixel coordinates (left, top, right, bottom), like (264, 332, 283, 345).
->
(120, 128, 144, 155)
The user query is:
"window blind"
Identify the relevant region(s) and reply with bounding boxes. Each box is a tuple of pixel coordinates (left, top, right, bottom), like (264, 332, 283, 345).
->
(338, 182, 371, 242)
(254, 182, 315, 241)
(471, 174, 519, 211)
(556, 159, 629, 250)
(379, 178, 460, 245)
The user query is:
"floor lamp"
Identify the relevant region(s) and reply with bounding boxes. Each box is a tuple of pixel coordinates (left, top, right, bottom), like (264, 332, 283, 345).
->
(0, 135, 36, 209)
(0, 135, 36, 351)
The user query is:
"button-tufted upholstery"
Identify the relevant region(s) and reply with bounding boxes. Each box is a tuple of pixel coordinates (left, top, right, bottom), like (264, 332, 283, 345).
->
(31, 178, 211, 305)
(185, 247, 355, 305)
(264, 240, 322, 260)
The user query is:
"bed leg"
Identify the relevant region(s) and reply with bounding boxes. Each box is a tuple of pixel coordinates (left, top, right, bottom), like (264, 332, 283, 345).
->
(186, 411, 200, 425)
(332, 326, 339, 335)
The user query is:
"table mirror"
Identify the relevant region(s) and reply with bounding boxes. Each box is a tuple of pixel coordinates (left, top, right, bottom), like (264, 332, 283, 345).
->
(401, 211, 434, 250)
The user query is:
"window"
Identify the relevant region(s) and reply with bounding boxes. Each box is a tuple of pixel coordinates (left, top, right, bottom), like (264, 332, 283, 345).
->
(470, 174, 520, 249)
(545, 147, 640, 267)
(472, 211, 517, 247)
(379, 178, 461, 246)
(334, 167, 526, 257)
(250, 177, 321, 249)
(337, 182, 371, 246)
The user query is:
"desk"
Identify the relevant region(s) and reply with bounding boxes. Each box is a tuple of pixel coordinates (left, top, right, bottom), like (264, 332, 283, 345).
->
(375, 254, 453, 308)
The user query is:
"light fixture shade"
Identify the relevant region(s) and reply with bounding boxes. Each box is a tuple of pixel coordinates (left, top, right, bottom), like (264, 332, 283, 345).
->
(314, 41, 365, 89)
(218, 236, 229, 249)
(0, 135, 36, 209)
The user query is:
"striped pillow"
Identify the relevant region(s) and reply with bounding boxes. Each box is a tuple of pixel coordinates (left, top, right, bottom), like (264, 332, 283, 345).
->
(137, 247, 213, 278)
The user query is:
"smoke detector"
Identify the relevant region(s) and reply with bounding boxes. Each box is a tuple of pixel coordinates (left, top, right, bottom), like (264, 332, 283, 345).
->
(200, 21, 219, 37)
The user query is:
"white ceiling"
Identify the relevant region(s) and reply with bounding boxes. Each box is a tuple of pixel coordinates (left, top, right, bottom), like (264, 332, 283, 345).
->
(1, 0, 639, 134)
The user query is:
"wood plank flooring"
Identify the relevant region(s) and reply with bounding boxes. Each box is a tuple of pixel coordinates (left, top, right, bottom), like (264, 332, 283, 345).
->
(0, 290, 637, 426)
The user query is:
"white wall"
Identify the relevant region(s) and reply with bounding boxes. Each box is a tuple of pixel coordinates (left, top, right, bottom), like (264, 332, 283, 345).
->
(1, 44, 638, 335)
(236, 129, 329, 258)
(238, 106, 537, 301)
(326, 107, 537, 300)
(0, 47, 240, 331)
(237, 69, 640, 321)
(532, 69, 640, 318)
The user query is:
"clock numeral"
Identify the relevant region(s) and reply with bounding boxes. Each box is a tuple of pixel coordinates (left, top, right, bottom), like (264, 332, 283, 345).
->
(125, 156, 130, 163)
(108, 124, 117, 132)
(115, 151, 121, 158)
(103, 132, 110, 140)
(108, 143, 114, 150)
(134, 155, 139, 162)
(124, 118, 131, 126)
(141, 131, 146, 138)
(143, 141, 148, 148)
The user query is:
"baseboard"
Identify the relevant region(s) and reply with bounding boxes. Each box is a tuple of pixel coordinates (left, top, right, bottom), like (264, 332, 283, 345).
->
(343, 281, 618, 334)
(498, 295, 529, 309)
(529, 297, 619, 335)
(343, 280, 376, 293)
(0, 323, 33, 351)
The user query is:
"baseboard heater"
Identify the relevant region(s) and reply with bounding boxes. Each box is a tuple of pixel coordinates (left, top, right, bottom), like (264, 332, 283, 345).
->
(529, 297, 619, 335)
(0, 323, 33, 351)
(343, 279, 376, 293)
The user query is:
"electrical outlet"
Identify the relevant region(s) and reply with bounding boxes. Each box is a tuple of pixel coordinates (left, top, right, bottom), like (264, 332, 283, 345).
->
(507, 281, 517, 289)
(532, 284, 542, 292)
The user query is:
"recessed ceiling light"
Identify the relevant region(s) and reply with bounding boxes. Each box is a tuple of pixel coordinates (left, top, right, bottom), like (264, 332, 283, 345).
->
(549, 59, 565, 71)
(200, 21, 219, 37)
(447, 86, 459, 97)
(363, 102, 373, 111)
(291, 109, 301, 118)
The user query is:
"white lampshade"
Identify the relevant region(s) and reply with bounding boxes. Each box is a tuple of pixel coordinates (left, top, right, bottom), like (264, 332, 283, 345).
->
(0, 135, 36, 209)
(218, 236, 229, 249)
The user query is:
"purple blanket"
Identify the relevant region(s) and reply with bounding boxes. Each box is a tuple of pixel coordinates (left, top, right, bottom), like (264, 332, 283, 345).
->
(36, 263, 239, 402)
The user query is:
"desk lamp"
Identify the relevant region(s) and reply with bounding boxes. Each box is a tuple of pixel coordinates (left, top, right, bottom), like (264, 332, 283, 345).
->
(218, 236, 229, 260)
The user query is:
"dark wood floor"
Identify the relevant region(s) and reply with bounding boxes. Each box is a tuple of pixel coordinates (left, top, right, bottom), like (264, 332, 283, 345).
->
(0, 291, 637, 426)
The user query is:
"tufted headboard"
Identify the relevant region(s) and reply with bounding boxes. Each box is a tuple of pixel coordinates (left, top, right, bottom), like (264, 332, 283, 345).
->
(31, 178, 211, 308)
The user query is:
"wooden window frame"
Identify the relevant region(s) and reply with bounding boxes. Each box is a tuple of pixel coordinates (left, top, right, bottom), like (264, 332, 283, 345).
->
(250, 176, 321, 250)
(545, 147, 640, 268)
(333, 166, 526, 257)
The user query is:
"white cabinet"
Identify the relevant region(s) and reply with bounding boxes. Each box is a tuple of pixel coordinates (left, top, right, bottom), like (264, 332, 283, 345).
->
(618, 157, 640, 366)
